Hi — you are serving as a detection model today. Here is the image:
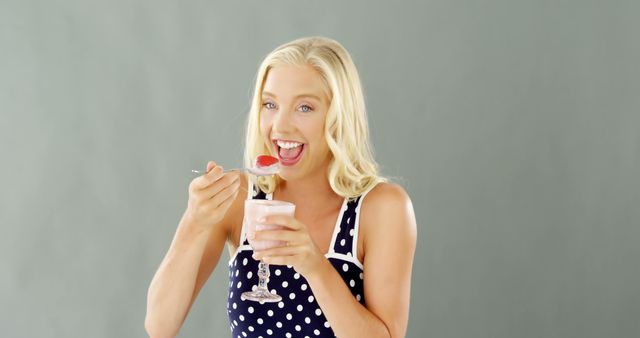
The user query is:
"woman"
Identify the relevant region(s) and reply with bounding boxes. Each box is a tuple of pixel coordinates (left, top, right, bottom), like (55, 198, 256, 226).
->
(146, 36, 417, 338)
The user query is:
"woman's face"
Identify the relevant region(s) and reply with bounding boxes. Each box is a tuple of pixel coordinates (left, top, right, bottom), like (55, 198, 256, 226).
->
(259, 64, 332, 182)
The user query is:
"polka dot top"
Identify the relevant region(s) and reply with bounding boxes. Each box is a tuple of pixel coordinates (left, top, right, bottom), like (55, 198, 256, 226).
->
(227, 180, 375, 338)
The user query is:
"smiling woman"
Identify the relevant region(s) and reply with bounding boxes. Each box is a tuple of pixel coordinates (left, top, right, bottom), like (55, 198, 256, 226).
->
(145, 36, 417, 338)
(258, 64, 330, 173)
(245, 38, 384, 199)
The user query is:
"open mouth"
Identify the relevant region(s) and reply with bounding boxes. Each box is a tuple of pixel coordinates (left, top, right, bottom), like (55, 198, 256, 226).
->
(274, 141, 305, 166)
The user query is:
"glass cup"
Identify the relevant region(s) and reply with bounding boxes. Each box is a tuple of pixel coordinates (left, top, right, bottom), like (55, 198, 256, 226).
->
(241, 199, 295, 303)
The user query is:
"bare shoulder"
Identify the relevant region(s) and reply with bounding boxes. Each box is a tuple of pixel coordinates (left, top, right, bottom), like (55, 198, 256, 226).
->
(365, 182, 411, 204)
(362, 182, 415, 225)
(360, 182, 417, 254)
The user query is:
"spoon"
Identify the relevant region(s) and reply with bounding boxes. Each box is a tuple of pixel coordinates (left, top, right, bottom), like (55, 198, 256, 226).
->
(191, 155, 280, 177)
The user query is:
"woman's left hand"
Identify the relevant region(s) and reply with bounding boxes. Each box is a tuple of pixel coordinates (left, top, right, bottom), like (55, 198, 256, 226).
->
(249, 215, 326, 278)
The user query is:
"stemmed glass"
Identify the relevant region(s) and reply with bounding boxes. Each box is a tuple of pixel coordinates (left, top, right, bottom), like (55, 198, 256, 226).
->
(241, 199, 295, 303)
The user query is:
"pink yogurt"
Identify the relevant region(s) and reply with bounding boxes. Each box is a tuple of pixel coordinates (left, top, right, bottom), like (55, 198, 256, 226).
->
(244, 199, 296, 251)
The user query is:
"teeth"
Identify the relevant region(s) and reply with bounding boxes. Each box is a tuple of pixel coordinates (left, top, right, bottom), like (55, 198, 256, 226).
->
(276, 140, 303, 149)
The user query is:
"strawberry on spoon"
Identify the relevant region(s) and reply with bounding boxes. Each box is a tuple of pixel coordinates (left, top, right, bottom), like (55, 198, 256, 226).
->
(249, 155, 279, 176)
(255, 155, 278, 167)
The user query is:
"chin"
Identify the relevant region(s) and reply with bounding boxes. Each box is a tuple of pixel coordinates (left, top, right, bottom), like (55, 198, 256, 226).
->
(276, 168, 306, 183)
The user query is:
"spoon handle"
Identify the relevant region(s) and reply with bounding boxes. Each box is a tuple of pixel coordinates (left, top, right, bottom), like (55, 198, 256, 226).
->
(190, 168, 244, 175)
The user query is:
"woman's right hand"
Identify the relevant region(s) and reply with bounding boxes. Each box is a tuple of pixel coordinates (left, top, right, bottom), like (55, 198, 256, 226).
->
(182, 161, 241, 232)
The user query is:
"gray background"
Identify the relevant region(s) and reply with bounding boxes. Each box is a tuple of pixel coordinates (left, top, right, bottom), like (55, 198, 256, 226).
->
(1, 1, 638, 337)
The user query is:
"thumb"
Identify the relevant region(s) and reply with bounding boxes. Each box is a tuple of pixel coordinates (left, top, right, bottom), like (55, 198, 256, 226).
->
(206, 161, 216, 173)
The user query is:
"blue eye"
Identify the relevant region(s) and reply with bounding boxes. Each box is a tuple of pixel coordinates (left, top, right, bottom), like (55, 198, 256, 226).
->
(299, 104, 313, 113)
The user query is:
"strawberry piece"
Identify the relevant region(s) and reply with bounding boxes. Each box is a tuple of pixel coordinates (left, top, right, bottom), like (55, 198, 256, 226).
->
(255, 155, 279, 168)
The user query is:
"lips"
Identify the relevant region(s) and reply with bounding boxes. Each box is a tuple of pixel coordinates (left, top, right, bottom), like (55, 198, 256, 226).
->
(277, 144, 305, 166)
(270, 139, 306, 166)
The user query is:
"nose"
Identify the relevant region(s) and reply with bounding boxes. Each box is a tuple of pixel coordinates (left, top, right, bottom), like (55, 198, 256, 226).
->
(272, 107, 295, 134)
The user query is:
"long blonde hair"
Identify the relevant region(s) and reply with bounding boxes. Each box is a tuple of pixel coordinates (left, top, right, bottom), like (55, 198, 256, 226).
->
(243, 36, 386, 200)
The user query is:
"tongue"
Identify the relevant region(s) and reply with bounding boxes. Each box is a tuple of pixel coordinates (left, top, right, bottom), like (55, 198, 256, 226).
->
(279, 145, 303, 159)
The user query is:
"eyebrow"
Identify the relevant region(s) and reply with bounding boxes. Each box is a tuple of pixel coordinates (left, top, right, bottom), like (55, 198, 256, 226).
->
(262, 91, 322, 102)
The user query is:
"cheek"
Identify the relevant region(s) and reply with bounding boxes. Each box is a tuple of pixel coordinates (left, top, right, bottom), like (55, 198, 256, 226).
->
(259, 114, 271, 136)
(309, 123, 329, 153)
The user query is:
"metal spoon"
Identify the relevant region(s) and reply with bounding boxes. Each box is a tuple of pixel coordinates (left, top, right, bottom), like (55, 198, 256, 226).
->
(191, 165, 278, 176)
(191, 168, 243, 175)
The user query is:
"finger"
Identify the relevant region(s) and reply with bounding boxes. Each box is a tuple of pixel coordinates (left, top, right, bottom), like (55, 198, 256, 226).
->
(254, 229, 301, 243)
(205, 164, 225, 181)
(261, 215, 302, 230)
(203, 171, 240, 198)
(260, 255, 292, 266)
(193, 165, 224, 189)
(216, 187, 237, 210)
(210, 177, 241, 207)
(206, 161, 216, 173)
(253, 245, 304, 260)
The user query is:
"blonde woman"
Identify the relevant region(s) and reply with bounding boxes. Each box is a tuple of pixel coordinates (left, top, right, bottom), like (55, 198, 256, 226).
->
(146, 37, 417, 338)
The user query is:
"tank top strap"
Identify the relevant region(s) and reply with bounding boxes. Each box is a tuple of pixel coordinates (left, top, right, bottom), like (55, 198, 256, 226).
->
(330, 197, 359, 256)
(330, 184, 378, 258)
(250, 178, 268, 200)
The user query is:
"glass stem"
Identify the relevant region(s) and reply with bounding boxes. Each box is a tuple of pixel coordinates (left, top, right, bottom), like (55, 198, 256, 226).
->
(257, 261, 270, 291)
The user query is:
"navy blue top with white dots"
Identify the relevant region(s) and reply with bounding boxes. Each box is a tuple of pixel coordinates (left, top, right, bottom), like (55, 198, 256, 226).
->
(226, 181, 375, 338)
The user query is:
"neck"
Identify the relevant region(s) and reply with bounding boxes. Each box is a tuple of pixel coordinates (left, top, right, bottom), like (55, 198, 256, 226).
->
(276, 175, 335, 203)
(273, 171, 343, 216)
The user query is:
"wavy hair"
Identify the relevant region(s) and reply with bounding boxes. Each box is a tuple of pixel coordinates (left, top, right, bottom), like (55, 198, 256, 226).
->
(243, 36, 386, 200)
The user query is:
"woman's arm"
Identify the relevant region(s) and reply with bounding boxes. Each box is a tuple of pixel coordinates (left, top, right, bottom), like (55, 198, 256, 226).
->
(144, 171, 246, 338)
(144, 217, 224, 338)
(305, 183, 417, 338)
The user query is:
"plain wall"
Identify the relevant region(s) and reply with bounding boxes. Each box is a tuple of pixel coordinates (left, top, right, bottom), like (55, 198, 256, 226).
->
(1, 1, 638, 337)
